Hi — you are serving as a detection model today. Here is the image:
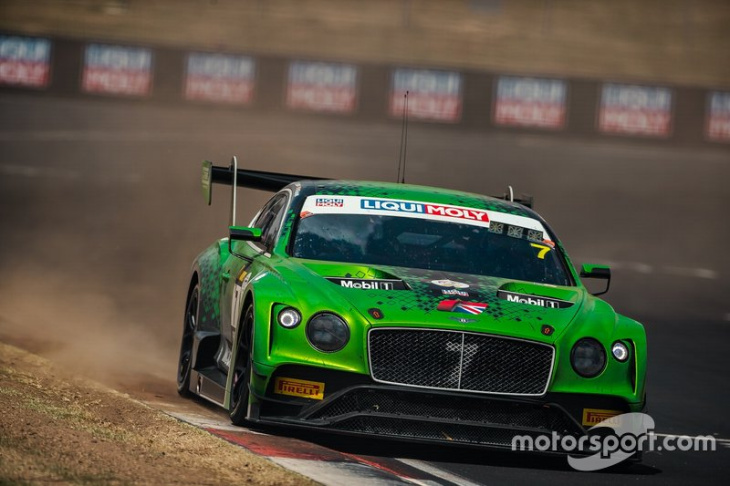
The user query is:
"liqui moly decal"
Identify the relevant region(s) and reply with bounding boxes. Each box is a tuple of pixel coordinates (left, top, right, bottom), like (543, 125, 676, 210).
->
(82, 44, 153, 96)
(300, 195, 548, 234)
(0, 36, 51, 88)
(286, 61, 358, 114)
(361, 198, 489, 223)
(389, 68, 462, 122)
(706, 91, 730, 142)
(184, 52, 255, 104)
(494, 76, 567, 129)
(598, 83, 672, 137)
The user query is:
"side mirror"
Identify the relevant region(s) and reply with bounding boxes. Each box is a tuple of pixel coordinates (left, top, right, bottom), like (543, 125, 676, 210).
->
(229, 226, 262, 242)
(580, 264, 611, 296)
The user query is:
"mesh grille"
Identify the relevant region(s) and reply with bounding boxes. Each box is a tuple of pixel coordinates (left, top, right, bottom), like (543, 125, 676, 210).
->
(369, 329, 554, 395)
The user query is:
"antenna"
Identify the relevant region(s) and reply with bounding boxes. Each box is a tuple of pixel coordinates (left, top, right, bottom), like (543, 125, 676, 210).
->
(396, 91, 409, 183)
(230, 155, 238, 227)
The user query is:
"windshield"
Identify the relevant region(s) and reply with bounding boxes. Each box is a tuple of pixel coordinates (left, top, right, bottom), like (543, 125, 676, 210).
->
(292, 213, 572, 286)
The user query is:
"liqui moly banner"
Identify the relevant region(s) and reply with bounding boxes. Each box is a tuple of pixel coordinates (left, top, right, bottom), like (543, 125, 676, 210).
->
(389, 68, 462, 122)
(706, 91, 730, 142)
(0, 36, 51, 88)
(598, 83, 672, 137)
(286, 61, 358, 114)
(494, 76, 567, 129)
(184, 52, 255, 104)
(82, 44, 153, 96)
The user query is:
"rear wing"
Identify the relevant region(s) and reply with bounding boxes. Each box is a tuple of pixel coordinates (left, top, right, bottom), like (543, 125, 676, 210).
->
(202, 157, 329, 227)
(201, 158, 329, 205)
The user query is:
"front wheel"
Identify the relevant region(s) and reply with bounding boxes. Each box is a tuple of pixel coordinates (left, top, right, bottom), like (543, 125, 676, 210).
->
(229, 305, 253, 425)
(177, 283, 199, 396)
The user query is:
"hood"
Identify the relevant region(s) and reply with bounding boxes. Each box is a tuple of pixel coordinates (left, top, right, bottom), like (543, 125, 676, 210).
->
(293, 259, 588, 344)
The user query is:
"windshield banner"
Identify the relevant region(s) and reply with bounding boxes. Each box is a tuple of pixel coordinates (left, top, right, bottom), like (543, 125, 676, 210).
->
(300, 195, 548, 235)
(598, 83, 672, 137)
(286, 61, 358, 114)
(389, 68, 462, 122)
(494, 76, 567, 129)
(0, 35, 51, 88)
(706, 91, 730, 142)
(81, 43, 153, 96)
(184, 52, 255, 104)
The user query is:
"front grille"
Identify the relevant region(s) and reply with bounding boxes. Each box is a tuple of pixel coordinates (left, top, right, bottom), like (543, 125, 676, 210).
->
(369, 329, 554, 395)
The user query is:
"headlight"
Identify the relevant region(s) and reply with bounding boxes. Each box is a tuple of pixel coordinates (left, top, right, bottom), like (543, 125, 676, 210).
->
(306, 313, 350, 352)
(277, 307, 301, 328)
(571, 338, 606, 378)
(611, 341, 629, 362)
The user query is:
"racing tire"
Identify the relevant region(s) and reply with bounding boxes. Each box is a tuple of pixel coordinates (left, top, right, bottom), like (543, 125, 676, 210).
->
(229, 305, 254, 426)
(176, 282, 199, 396)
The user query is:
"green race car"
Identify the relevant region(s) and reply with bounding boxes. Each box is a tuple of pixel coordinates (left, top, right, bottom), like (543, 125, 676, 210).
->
(176, 159, 647, 452)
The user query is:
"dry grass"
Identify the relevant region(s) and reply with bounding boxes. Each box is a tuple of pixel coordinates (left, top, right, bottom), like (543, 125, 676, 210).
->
(0, 342, 315, 486)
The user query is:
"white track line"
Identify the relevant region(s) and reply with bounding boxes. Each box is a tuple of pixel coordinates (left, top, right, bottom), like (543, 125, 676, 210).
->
(270, 458, 412, 486)
(396, 458, 484, 486)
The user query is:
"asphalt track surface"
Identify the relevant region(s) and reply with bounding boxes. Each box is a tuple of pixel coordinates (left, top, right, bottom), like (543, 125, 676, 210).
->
(1, 93, 729, 485)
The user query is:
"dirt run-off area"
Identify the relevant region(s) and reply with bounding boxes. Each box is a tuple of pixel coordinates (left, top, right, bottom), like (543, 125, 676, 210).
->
(0, 342, 315, 485)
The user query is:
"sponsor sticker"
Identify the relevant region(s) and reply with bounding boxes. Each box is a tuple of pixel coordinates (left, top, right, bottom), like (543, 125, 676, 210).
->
(497, 290, 573, 309)
(706, 91, 730, 142)
(598, 83, 672, 137)
(315, 197, 344, 207)
(82, 44, 153, 96)
(582, 408, 623, 427)
(184, 52, 255, 104)
(389, 68, 462, 122)
(361, 198, 489, 224)
(368, 308, 384, 320)
(0, 35, 51, 88)
(299, 195, 549, 235)
(437, 299, 488, 315)
(286, 61, 358, 114)
(326, 277, 408, 290)
(441, 288, 469, 297)
(494, 76, 567, 129)
(431, 279, 470, 289)
(274, 377, 325, 400)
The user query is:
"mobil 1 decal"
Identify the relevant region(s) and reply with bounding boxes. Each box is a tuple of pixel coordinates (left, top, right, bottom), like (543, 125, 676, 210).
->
(326, 277, 408, 290)
(497, 290, 573, 309)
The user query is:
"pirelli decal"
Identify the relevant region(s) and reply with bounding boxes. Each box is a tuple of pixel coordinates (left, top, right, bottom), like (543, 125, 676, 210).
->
(582, 408, 623, 427)
(274, 377, 325, 400)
